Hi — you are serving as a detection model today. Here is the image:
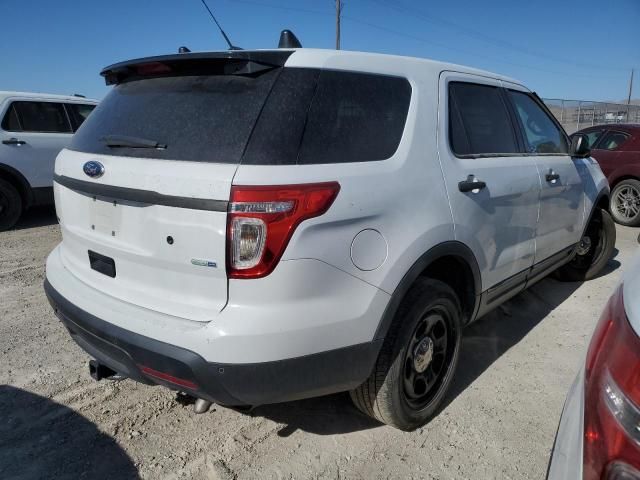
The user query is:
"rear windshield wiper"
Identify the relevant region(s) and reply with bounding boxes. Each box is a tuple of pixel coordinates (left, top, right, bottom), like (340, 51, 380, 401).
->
(101, 135, 167, 149)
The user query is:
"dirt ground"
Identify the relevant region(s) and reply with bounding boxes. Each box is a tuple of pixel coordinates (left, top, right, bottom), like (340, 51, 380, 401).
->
(1, 206, 638, 480)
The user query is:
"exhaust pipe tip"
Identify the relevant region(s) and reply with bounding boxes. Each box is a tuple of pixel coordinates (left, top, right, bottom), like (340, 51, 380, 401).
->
(89, 359, 120, 381)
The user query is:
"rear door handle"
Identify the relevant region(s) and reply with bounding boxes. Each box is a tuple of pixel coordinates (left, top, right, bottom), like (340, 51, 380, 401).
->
(458, 175, 486, 193)
(545, 171, 560, 182)
(2, 138, 26, 146)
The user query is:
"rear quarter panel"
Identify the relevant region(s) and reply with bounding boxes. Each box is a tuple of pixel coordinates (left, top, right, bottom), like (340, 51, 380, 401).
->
(232, 61, 454, 298)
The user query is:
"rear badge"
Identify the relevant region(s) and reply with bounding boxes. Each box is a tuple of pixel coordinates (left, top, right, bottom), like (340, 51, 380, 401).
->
(191, 259, 217, 268)
(83, 161, 105, 178)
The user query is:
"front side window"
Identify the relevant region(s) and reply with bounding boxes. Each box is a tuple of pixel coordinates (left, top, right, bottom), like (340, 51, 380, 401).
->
(598, 131, 630, 151)
(582, 128, 606, 149)
(507, 90, 568, 154)
(448, 82, 518, 156)
(8, 101, 72, 133)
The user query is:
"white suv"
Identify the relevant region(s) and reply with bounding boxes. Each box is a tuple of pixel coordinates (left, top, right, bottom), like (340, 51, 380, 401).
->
(0, 91, 98, 230)
(44, 47, 615, 430)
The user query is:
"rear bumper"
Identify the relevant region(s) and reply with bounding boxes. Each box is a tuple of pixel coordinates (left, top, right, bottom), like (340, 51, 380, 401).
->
(45, 279, 383, 406)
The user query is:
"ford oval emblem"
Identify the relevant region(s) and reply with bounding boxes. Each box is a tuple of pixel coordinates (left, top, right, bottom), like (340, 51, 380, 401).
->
(83, 161, 105, 178)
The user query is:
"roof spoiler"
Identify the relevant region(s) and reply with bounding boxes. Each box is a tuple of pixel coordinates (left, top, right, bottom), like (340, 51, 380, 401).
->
(100, 50, 293, 86)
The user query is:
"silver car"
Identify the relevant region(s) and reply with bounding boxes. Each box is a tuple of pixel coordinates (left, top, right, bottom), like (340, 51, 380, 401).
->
(548, 248, 640, 479)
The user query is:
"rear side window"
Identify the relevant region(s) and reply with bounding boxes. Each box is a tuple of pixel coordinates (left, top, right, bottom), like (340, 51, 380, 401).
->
(70, 69, 281, 163)
(65, 103, 96, 131)
(598, 131, 630, 151)
(448, 82, 518, 156)
(507, 90, 568, 154)
(244, 69, 411, 165)
(4, 101, 72, 133)
(297, 71, 411, 164)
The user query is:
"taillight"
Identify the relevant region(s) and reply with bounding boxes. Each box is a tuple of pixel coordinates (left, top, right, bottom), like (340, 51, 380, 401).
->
(584, 285, 640, 479)
(227, 182, 340, 279)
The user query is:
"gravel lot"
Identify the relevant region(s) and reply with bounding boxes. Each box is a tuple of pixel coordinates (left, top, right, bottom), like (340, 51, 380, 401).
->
(1, 207, 637, 480)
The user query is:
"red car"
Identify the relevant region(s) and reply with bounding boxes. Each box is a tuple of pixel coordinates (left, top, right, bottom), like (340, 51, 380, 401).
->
(573, 124, 640, 226)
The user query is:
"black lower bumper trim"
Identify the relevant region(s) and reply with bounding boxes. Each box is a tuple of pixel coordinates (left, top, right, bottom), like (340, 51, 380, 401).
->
(44, 279, 382, 406)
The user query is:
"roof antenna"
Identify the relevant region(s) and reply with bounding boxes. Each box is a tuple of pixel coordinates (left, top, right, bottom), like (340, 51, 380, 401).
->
(199, 0, 242, 50)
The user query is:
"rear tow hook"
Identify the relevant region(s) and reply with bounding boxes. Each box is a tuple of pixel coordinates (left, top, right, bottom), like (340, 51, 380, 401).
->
(89, 359, 125, 381)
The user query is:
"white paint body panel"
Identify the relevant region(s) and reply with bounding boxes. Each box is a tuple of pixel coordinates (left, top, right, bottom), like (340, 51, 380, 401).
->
(0, 92, 98, 189)
(55, 149, 234, 321)
(47, 245, 389, 363)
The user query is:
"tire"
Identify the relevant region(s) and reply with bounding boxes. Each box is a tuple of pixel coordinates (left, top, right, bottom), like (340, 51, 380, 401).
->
(350, 278, 462, 431)
(0, 178, 23, 232)
(554, 208, 616, 282)
(610, 179, 640, 227)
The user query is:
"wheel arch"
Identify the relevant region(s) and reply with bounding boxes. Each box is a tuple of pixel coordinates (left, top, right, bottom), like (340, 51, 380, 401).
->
(610, 175, 640, 191)
(373, 241, 481, 341)
(0, 163, 33, 208)
(580, 186, 612, 240)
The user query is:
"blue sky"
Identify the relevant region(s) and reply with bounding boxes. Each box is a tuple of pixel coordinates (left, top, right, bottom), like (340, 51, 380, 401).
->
(2, 0, 638, 102)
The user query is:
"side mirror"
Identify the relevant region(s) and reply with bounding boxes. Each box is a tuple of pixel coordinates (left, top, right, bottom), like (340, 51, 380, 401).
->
(570, 134, 591, 158)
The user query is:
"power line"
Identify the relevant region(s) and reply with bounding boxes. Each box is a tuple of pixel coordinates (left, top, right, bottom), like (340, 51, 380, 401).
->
(372, 0, 630, 73)
(341, 15, 623, 80)
(224, 0, 627, 80)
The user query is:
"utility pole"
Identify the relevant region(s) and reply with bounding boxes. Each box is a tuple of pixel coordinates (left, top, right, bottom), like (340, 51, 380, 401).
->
(627, 69, 635, 106)
(335, 0, 342, 50)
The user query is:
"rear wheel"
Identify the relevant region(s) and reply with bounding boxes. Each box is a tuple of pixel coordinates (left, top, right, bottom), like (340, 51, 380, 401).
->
(610, 179, 640, 227)
(554, 208, 616, 282)
(350, 278, 461, 431)
(0, 178, 22, 232)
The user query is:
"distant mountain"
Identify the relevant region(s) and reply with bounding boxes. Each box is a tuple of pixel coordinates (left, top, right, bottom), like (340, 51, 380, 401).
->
(611, 98, 640, 105)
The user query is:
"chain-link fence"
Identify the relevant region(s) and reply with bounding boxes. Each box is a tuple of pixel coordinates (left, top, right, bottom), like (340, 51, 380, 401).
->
(542, 98, 640, 134)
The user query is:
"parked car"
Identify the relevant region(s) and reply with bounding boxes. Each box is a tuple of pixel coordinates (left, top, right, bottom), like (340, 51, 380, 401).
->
(44, 44, 615, 431)
(0, 91, 98, 230)
(572, 125, 640, 226)
(548, 250, 640, 479)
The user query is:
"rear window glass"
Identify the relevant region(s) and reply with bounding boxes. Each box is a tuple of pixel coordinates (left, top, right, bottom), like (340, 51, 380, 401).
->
(70, 69, 281, 163)
(71, 67, 411, 165)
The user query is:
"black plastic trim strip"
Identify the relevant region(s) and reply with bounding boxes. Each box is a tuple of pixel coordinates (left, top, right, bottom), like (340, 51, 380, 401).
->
(373, 241, 482, 340)
(475, 243, 577, 319)
(53, 174, 228, 212)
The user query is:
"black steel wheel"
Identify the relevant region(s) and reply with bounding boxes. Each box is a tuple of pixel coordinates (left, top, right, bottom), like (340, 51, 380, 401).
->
(555, 208, 616, 282)
(402, 312, 451, 409)
(350, 278, 461, 431)
(0, 178, 22, 232)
